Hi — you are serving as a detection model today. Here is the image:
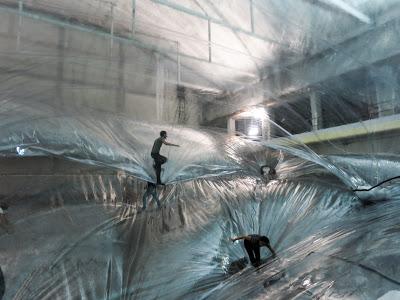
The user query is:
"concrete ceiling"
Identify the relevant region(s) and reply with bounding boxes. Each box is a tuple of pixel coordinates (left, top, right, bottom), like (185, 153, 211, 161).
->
(0, 0, 399, 99)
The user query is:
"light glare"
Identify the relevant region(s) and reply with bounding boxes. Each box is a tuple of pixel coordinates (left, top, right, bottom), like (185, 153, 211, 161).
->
(248, 126, 260, 136)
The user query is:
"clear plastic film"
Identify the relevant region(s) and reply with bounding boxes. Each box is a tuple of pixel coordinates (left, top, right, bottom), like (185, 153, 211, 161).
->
(1, 102, 400, 300)
(1, 0, 400, 299)
(1, 158, 400, 299)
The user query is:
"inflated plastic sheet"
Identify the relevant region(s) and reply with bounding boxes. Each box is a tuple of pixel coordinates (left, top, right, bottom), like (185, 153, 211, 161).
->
(0, 101, 400, 299)
(0, 0, 400, 299)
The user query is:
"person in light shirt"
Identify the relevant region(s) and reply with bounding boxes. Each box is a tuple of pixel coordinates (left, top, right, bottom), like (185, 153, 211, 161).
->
(151, 131, 180, 185)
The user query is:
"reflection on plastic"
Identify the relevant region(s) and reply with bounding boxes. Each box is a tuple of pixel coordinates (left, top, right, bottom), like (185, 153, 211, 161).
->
(0, 102, 400, 299)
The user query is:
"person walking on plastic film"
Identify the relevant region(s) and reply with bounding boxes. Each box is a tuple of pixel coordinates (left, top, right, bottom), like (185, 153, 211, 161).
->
(151, 130, 180, 185)
(141, 182, 161, 211)
(0, 203, 12, 234)
(231, 234, 276, 267)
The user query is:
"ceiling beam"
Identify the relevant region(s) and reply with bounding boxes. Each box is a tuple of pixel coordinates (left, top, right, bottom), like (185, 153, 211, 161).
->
(315, 0, 372, 24)
(151, 0, 289, 47)
(205, 14, 400, 120)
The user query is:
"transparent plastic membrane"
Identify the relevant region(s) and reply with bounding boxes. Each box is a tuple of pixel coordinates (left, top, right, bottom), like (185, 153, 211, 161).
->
(2, 158, 400, 299)
(1, 0, 400, 299)
(1, 100, 400, 299)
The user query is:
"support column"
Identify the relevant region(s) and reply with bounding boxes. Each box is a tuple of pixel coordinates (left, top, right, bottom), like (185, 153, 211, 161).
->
(267, 108, 275, 138)
(56, 27, 66, 106)
(131, 0, 136, 36)
(117, 44, 126, 112)
(374, 66, 397, 117)
(250, 0, 254, 33)
(16, 0, 23, 51)
(109, 3, 115, 56)
(261, 114, 271, 140)
(176, 42, 181, 85)
(208, 20, 212, 62)
(156, 54, 165, 122)
(227, 117, 235, 135)
(310, 91, 322, 130)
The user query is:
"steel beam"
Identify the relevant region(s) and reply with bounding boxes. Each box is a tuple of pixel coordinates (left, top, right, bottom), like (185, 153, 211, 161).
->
(206, 11, 400, 121)
(318, 0, 372, 24)
(272, 113, 400, 145)
(250, 0, 254, 33)
(151, 0, 288, 47)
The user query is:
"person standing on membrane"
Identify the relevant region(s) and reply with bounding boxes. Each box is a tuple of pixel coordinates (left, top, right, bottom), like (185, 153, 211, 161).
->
(151, 130, 180, 185)
(231, 234, 276, 267)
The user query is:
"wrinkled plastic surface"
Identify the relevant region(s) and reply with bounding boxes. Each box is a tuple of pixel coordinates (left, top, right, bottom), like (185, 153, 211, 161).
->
(1, 0, 400, 299)
(2, 160, 400, 299)
(1, 99, 400, 299)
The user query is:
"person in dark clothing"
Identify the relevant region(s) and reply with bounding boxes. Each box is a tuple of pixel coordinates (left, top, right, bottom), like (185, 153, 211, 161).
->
(0, 203, 11, 234)
(141, 182, 161, 210)
(0, 265, 4, 300)
(231, 234, 276, 266)
(151, 131, 179, 185)
(260, 165, 277, 181)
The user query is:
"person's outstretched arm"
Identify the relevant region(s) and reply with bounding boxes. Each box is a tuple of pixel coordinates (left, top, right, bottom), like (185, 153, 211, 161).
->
(267, 245, 277, 257)
(231, 235, 249, 242)
(163, 140, 180, 147)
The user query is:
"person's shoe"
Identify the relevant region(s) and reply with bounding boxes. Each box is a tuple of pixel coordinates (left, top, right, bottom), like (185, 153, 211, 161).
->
(252, 261, 261, 267)
(156, 181, 165, 186)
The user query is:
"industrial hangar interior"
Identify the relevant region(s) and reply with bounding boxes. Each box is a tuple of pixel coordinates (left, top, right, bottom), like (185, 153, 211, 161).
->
(0, 0, 400, 299)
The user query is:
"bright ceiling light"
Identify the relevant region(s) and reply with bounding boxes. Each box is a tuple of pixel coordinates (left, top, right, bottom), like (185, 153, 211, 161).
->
(248, 126, 260, 136)
(236, 107, 267, 119)
(249, 107, 266, 119)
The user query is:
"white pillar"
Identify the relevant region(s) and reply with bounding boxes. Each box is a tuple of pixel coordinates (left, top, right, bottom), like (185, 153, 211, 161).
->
(227, 117, 235, 135)
(176, 42, 181, 85)
(250, 0, 254, 33)
(310, 91, 322, 130)
(374, 66, 397, 117)
(207, 20, 212, 62)
(131, 0, 136, 36)
(261, 116, 270, 140)
(16, 0, 23, 51)
(109, 3, 115, 56)
(156, 54, 165, 122)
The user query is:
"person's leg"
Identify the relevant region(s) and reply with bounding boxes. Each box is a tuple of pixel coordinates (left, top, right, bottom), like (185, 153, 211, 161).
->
(152, 154, 167, 166)
(0, 265, 4, 300)
(154, 165, 161, 184)
(244, 240, 256, 264)
(142, 191, 149, 210)
(254, 246, 261, 265)
(151, 154, 157, 169)
(159, 154, 167, 165)
(152, 154, 166, 184)
(151, 190, 161, 208)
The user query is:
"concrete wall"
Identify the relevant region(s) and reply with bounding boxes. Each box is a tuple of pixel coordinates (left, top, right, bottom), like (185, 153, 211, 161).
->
(0, 0, 132, 35)
(0, 6, 209, 201)
(0, 156, 145, 204)
(0, 7, 207, 126)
